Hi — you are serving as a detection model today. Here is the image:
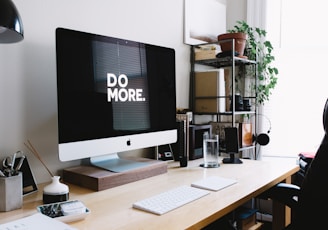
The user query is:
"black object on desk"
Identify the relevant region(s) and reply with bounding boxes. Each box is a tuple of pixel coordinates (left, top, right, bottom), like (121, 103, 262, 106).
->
(222, 127, 242, 164)
(13, 156, 38, 195)
(189, 124, 212, 160)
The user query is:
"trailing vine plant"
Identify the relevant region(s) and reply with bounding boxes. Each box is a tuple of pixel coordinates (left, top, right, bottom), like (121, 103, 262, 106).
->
(229, 20, 278, 105)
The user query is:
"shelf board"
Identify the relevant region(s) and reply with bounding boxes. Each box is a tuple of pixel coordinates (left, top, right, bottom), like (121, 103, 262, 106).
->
(220, 111, 256, 115)
(193, 111, 255, 116)
(220, 145, 255, 153)
(239, 145, 255, 151)
(195, 56, 256, 68)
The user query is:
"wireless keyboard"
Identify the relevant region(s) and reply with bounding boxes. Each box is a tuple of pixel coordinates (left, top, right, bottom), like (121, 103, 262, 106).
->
(133, 185, 210, 215)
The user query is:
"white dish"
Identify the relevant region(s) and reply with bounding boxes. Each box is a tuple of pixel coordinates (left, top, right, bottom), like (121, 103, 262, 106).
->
(37, 200, 90, 223)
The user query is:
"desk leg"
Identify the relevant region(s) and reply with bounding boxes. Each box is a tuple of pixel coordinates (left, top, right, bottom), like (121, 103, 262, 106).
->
(272, 176, 292, 230)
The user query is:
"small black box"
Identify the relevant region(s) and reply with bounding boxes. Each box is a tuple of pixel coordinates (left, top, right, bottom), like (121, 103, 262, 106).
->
(189, 124, 212, 160)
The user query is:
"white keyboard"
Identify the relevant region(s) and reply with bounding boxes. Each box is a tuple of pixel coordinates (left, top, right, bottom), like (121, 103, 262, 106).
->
(133, 185, 210, 215)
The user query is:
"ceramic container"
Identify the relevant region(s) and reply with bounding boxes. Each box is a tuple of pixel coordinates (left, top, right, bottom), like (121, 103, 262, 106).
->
(43, 176, 69, 204)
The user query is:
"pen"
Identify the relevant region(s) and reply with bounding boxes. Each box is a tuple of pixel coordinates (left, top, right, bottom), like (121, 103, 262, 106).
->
(11, 152, 17, 171)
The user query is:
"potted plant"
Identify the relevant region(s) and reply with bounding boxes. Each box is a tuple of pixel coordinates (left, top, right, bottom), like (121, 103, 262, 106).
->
(223, 20, 279, 105)
(217, 32, 247, 57)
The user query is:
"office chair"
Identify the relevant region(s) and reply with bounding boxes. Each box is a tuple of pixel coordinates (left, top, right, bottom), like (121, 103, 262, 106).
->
(262, 98, 328, 230)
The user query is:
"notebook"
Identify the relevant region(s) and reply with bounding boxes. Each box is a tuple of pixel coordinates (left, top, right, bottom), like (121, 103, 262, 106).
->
(191, 176, 237, 191)
(0, 213, 76, 230)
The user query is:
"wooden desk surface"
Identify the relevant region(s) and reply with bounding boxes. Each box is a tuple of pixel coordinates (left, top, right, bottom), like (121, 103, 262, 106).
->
(0, 158, 299, 230)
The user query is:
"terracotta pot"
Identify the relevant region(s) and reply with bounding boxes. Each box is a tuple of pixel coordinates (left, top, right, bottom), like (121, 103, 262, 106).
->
(217, 32, 247, 57)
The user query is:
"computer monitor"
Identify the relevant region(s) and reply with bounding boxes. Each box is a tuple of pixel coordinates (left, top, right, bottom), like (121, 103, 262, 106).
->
(55, 28, 177, 172)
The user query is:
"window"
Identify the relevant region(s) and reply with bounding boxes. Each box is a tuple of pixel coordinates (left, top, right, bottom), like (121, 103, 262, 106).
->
(260, 0, 327, 157)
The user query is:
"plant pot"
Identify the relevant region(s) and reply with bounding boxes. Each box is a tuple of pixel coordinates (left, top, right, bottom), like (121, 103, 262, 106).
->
(217, 32, 247, 57)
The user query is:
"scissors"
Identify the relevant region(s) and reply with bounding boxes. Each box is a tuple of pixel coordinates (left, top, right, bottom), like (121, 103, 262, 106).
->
(3, 156, 12, 168)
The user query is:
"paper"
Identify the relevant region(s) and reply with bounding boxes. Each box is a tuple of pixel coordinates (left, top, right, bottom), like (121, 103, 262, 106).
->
(0, 213, 76, 230)
(191, 176, 237, 191)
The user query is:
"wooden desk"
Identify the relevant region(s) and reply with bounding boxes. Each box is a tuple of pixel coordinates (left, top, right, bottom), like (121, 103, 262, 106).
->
(0, 158, 299, 230)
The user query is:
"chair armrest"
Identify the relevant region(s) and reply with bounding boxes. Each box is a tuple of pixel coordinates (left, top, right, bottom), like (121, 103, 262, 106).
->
(260, 183, 300, 209)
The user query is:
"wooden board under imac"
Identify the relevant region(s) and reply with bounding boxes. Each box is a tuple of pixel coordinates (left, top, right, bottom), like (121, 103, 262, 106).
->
(63, 157, 167, 191)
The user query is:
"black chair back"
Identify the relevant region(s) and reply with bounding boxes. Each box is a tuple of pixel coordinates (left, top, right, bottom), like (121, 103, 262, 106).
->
(295, 98, 328, 229)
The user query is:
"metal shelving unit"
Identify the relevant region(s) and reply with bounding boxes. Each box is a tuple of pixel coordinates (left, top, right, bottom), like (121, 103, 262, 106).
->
(190, 38, 258, 157)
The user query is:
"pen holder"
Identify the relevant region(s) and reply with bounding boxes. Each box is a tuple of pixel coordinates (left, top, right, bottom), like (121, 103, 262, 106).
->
(0, 172, 22, 212)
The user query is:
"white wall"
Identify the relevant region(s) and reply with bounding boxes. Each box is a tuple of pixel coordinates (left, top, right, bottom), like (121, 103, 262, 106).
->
(0, 0, 244, 184)
(226, 0, 246, 30)
(0, 0, 191, 183)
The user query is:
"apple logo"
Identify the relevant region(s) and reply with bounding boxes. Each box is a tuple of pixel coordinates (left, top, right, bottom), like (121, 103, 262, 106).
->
(127, 139, 131, 146)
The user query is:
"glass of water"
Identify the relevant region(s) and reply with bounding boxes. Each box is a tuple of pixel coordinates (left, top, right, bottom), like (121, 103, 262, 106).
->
(201, 132, 219, 168)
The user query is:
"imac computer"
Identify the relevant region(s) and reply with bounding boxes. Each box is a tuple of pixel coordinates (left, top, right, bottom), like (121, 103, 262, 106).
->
(55, 28, 177, 172)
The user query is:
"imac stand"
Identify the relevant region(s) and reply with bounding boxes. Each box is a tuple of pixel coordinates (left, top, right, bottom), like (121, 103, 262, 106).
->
(89, 153, 150, 173)
(63, 154, 167, 191)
